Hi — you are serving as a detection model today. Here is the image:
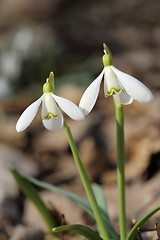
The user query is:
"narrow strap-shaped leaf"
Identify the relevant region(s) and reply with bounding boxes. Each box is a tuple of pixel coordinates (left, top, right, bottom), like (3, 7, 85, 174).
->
(126, 205, 160, 240)
(26, 175, 119, 240)
(10, 169, 57, 235)
(92, 183, 108, 214)
(52, 224, 103, 240)
(92, 183, 117, 237)
(26, 175, 93, 215)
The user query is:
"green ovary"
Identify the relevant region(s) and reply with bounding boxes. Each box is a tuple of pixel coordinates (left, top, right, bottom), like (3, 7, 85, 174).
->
(44, 112, 58, 119)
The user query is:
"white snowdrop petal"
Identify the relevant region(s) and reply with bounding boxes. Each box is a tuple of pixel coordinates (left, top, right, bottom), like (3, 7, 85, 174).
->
(42, 93, 59, 119)
(118, 91, 133, 105)
(104, 66, 122, 96)
(16, 96, 43, 132)
(52, 93, 85, 120)
(42, 113, 64, 131)
(41, 94, 64, 130)
(111, 66, 154, 103)
(79, 69, 104, 115)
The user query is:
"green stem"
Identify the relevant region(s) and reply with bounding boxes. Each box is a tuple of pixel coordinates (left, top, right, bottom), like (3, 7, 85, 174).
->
(63, 121, 110, 240)
(114, 100, 126, 240)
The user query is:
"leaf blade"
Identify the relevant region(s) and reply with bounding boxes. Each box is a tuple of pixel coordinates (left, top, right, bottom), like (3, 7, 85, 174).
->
(92, 183, 108, 214)
(126, 205, 160, 240)
(52, 224, 103, 240)
(10, 169, 57, 234)
(26, 176, 119, 240)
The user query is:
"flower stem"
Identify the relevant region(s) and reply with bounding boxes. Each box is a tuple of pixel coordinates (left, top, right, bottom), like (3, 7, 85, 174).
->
(63, 121, 110, 240)
(114, 99, 126, 240)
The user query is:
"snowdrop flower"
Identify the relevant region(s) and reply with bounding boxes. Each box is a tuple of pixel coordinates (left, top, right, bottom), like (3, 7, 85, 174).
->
(16, 72, 84, 132)
(79, 44, 153, 115)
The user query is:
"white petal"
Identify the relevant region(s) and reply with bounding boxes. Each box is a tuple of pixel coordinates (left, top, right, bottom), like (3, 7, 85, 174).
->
(52, 93, 85, 121)
(79, 69, 104, 115)
(104, 66, 123, 96)
(42, 93, 59, 119)
(117, 91, 133, 105)
(111, 66, 154, 103)
(16, 96, 43, 132)
(42, 114, 64, 131)
(42, 94, 64, 130)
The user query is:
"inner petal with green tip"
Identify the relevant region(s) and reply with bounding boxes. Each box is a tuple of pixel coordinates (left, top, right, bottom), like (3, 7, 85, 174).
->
(44, 112, 58, 119)
(106, 87, 122, 96)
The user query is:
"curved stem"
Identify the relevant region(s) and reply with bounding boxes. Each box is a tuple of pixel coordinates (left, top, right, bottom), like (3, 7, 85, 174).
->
(63, 121, 110, 240)
(114, 99, 126, 240)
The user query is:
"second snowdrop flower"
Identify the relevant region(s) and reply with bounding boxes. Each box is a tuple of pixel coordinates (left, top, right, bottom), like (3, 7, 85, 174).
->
(79, 44, 153, 115)
(16, 72, 84, 132)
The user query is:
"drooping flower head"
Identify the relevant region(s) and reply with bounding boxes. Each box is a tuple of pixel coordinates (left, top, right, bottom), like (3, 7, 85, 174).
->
(79, 44, 154, 115)
(16, 72, 84, 132)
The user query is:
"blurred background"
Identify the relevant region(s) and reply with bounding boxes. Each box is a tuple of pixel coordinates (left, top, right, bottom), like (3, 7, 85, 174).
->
(0, 0, 160, 239)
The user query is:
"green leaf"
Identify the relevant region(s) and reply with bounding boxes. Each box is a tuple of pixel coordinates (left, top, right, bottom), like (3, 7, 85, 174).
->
(92, 183, 118, 240)
(26, 176, 119, 240)
(92, 183, 108, 214)
(126, 205, 160, 240)
(10, 169, 57, 236)
(92, 184, 114, 230)
(52, 224, 103, 240)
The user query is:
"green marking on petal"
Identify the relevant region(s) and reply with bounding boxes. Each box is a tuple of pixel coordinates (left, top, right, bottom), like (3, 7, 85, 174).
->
(106, 88, 122, 96)
(44, 112, 58, 119)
